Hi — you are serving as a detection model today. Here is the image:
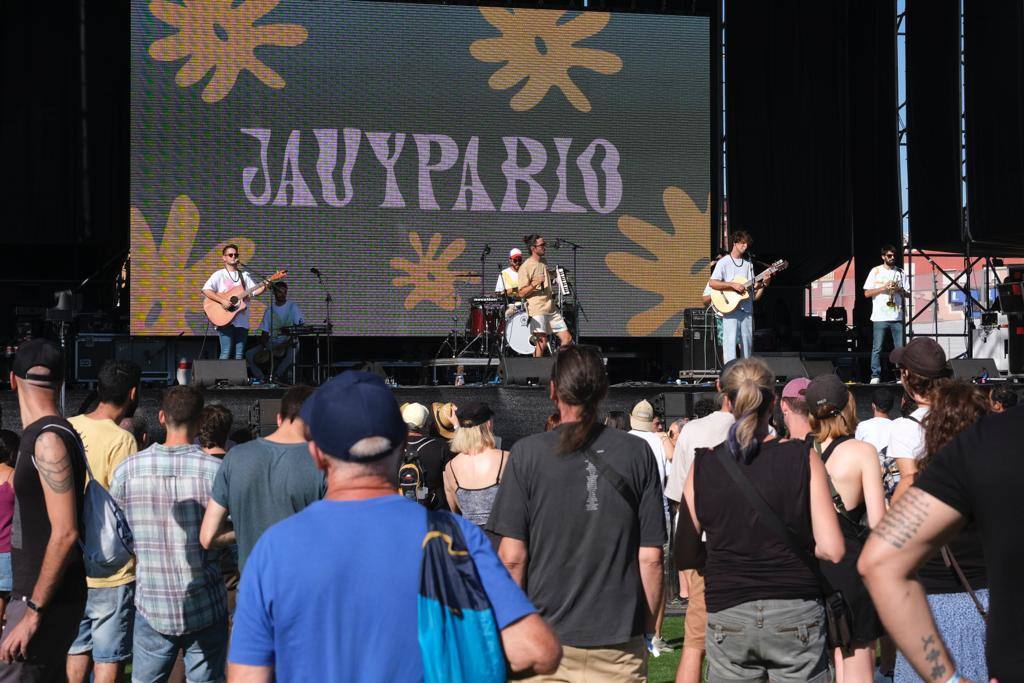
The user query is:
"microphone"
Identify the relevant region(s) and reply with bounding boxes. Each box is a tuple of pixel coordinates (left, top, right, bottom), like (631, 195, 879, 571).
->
(310, 267, 321, 276)
(550, 239, 561, 249)
(482, 244, 492, 256)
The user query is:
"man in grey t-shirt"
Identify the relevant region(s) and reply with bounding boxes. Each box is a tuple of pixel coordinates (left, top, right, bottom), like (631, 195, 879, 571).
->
(200, 386, 324, 571)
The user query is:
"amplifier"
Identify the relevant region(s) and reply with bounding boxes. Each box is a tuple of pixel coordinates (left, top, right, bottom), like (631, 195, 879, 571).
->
(683, 307, 715, 330)
(75, 334, 117, 383)
(681, 328, 720, 373)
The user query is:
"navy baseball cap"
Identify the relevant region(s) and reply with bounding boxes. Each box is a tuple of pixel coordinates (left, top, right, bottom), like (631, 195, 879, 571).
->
(300, 371, 406, 461)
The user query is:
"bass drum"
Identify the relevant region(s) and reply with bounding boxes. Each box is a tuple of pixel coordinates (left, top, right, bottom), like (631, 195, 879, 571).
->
(504, 311, 535, 355)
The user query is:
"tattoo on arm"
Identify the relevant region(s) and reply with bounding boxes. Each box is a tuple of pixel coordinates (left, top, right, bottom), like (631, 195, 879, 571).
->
(33, 432, 73, 493)
(872, 486, 930, 549)
(922, 634, 947, 680)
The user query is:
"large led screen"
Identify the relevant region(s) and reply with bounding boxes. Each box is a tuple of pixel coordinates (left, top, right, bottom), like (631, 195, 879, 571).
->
(131, 0, 710, 336)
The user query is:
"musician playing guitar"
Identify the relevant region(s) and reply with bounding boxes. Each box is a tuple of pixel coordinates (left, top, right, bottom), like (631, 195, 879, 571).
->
(708, 230, 771, 362)
(201, 244, 266, 360)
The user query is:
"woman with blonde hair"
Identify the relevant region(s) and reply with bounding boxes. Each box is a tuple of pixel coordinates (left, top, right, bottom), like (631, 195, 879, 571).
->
(804, 374, 887, 683)
(679, 358, 844, 682)
(443, 402, 509, 549)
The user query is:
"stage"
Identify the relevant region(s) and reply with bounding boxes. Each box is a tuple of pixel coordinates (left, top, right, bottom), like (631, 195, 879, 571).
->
(0, 381, 915, 448)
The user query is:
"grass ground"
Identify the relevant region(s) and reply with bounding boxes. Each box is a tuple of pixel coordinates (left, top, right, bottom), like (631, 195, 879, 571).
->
(647, 615, 684, 683)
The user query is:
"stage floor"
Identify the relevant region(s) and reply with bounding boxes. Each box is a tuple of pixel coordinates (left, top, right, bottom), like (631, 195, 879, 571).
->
(1, 382, 907, 448)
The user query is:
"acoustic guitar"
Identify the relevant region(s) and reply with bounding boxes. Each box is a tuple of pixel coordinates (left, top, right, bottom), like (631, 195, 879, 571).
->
(709, 259, 788, 315)
(203, 269, 287, 327)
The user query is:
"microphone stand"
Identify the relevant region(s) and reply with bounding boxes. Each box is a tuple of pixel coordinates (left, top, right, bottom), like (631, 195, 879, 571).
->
(238, 262, 276, 383)
(480, 246, 491, 296)
(313, 269, 333, 384)
(555, 238, 586, 342)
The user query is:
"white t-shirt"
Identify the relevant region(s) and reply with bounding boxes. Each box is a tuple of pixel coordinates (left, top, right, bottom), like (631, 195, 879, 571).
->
(495, 267, 519, 294)
(855, 416, 892, 455)
(710, 256, 754, 314)
(887, 407, 929, 460)
(863, 265, 905, 322)
(203, 269, 257, 329)
(628, 430, 667, 486)
(258, 301, 305, 340)
(664, 410, 735, 502)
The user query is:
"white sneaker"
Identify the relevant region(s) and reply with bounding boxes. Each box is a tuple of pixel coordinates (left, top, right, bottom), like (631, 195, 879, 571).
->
(651, 635, 674, 653)
(870, 377, 881, 384)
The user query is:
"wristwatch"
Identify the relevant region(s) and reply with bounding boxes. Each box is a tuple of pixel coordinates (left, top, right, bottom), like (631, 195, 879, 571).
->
(20, 596, 43, 614)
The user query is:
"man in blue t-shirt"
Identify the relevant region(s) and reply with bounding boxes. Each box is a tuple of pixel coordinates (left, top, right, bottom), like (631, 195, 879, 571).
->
(227, 372, 561, 682)
(708, 230, 771, 362)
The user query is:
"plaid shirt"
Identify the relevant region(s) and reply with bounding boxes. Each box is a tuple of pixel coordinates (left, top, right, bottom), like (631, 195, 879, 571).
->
(110, 443, 226, 635)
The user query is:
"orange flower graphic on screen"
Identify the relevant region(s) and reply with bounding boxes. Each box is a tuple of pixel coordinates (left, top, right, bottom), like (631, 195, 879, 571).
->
(470, 8, 622, 112)
(148, 0, 308, 104)
(606, 188, 712, 336)
(391, 232, 476, 311)
(131, 195, 262, 334)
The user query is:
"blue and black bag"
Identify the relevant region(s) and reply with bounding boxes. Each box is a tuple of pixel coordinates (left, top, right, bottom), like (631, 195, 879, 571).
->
(418, 510, 505, 683)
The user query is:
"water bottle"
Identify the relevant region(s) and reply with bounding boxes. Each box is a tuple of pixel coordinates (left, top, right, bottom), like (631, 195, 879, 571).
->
(455, 365, 466, 387)
(176, 358, 192, 386)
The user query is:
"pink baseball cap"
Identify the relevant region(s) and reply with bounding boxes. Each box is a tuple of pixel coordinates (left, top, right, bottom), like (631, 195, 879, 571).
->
(781, 377, 811, 399)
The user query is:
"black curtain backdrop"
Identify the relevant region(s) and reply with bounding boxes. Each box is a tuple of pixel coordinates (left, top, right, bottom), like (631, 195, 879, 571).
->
(905, 0, 963, 253)
(725, 0, 900, 332)
(964, 0, 1024, 256)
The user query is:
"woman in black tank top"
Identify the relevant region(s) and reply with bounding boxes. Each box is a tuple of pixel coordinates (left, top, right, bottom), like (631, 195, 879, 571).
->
(679, 358, 844, 683)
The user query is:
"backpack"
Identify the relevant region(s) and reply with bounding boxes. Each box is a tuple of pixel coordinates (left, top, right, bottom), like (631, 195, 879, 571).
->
(45, 424, 135, 578)
(400, 438, 443, 510)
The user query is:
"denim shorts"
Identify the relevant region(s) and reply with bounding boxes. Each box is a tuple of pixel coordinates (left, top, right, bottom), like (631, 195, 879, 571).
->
(67, 582, 136, 662)
(706, 598, 829, 683)
(0, 552, 11, 592)
(131, 610, 228, 683)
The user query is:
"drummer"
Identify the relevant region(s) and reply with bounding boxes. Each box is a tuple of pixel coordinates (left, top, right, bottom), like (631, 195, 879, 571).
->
(245, 281, 305, 382)
(494, 248, 523, 297)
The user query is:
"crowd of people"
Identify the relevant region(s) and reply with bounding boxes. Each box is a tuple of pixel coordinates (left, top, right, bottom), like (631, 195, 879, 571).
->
(0, 336, 1021, 682)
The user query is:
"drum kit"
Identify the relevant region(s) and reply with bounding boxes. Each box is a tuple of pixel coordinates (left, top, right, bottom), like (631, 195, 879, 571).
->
(435, 266, 578, 360)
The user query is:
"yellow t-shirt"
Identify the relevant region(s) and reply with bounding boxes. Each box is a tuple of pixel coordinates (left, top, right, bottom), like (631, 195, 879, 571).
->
(68, 414, 138, 588)
(517, 258, 555, 316)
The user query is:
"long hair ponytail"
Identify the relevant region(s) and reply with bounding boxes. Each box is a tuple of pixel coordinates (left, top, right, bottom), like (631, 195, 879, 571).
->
(551, 346, 609, 454)
(721, 358, 775, 462)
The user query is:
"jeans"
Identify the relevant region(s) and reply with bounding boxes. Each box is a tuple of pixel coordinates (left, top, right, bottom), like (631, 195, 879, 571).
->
(245, 343, 296, 381)
(706, 598, 829, 682)
(722, 309, 753, 363)
(131, 611, 228, 683)
(67, 582, 136, 663)
(871, 321, 904, 378)
(217, 325, 247, 360)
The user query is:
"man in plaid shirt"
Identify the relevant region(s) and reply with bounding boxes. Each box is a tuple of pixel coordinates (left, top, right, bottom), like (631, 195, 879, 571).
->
(110, 386, 229, 682)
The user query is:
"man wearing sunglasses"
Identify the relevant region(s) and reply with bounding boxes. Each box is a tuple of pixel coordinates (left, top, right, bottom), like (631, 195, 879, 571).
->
(518, 234, 573, 356)
(863, 245, 909, 384)
(495, 248, 523, 297)
(202, 245, 265, 361)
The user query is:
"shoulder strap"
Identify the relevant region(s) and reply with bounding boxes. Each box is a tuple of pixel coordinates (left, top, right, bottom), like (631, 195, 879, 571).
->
(717, 445, 836, 595)
(447, 460, 461, 489)
(904, 414, 922, 425)
(39, 423, 94, 482)
(820, 435, 853, 462)
(940, 546, 987, 621)
(585, 447, 638, 512)
(813, 437, 860, 525)
(496, 451, 508, 484)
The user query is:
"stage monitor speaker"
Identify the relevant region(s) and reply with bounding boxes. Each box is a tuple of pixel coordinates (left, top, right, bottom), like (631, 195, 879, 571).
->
(1009, 316, 1024, 375)
(659, 393, 690, 422)
(192, 360, 248, 388)
(802, 360, 836, 378)
(759, 353, 809, 381)
(75, 334, 116, 383)
(500, 356, 554, 386)
(950, 358, 1000, 380)
(250, 399, 281, 437)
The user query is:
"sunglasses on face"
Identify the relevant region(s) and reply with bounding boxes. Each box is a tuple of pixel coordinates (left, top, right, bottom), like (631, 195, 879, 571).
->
(225, 253, 238, 258)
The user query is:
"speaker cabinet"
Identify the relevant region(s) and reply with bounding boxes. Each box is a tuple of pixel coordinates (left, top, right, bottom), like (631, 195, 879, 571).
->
(75, 334, 117, 383)
(950, 358, 1000, 380)
(250, 399, 281, 437)
(192, 359, 248, 388)
(759, 353, 809, 381)
(500, 356, 555, 386)
(802, 360, 836, 378)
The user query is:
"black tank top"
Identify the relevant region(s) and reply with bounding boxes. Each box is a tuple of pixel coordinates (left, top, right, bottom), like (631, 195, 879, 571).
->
(12, 415, 87, 603)
(695, 438, 820, 613)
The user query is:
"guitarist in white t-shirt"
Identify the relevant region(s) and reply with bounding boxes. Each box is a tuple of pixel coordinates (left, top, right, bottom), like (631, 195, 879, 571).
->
(201, 245, 265, 360)
(708, 231, 771, 362)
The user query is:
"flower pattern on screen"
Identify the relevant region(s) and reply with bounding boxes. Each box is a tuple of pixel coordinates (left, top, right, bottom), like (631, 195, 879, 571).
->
(131, 195, 264, 334)
(606, 188, 711, 336)
(148, 0, 308, 104)
(470, 8, 622, 112)
(391, 232, 476, 311)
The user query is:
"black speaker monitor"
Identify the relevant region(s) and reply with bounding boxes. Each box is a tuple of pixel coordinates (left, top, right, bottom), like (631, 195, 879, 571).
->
(949, 358, 1000, 381)
(758, 353, 809, 381)
(192, 359, 248, 388)
(500, 357, 555, 386)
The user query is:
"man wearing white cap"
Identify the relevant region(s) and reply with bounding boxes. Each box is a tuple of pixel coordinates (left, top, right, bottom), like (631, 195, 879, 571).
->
(495, 248, 523, 296)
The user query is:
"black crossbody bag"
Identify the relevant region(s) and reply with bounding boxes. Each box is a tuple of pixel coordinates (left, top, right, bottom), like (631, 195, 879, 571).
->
(717, 446, 854, 651)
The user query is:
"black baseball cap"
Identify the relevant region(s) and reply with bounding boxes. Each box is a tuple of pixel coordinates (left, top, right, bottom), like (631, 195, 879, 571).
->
(13, 338, 64, 384)
(456, 402, 494, 428)
(804, 374, 849, 418)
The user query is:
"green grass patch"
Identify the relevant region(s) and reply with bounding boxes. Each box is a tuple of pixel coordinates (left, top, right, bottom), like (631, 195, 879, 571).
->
(647, 615, 684, 683)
